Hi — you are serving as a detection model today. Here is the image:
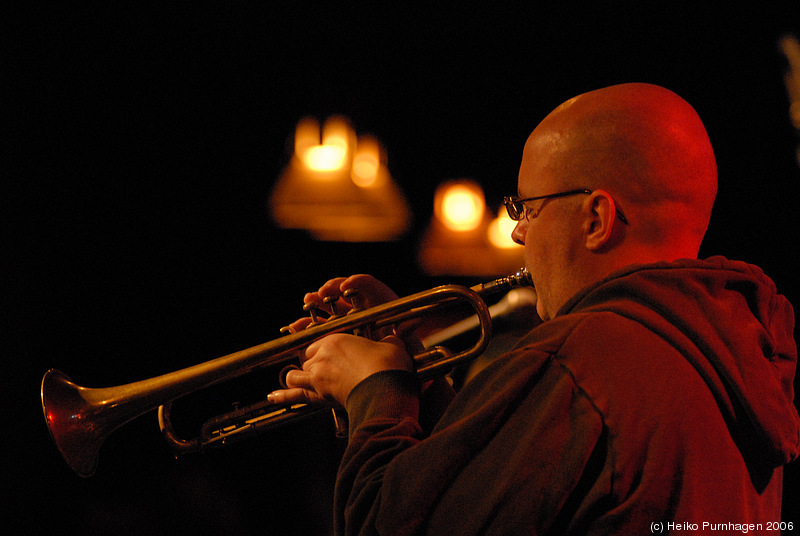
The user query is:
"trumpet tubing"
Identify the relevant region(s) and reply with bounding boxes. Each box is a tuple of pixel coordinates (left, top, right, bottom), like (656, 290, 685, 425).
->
(41, 270, 533, 477)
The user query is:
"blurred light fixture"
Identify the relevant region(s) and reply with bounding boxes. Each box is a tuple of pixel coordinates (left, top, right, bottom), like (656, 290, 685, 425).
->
(487, 209, 520, 249)
(418, 180, 524, 276)
(269, 116, 411, 242)
(780, 34, 800, 167)
(436, 182, 485, 231)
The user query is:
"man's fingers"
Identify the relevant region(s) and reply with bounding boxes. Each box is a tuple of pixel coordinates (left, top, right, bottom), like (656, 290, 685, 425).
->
(379, 334, 408, 351)
(284, 368, 313, 389)
(340, 274, 399, 307)
(287, 317, 315, 333)
(269, 370, 318, 405)
(267, 387, 314, 406)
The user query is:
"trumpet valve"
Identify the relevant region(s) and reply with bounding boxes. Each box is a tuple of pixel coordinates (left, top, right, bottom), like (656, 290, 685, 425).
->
(341, 289, 374, 339)
(343, 289, 363, 312)
(323, 295, 341, 319)
(302, 301, 323, 326)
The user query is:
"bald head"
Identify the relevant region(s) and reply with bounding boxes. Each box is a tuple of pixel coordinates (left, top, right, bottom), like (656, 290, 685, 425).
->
(522, 83, 717, 259)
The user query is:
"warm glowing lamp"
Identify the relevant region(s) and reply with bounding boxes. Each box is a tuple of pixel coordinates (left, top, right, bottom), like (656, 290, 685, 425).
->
(270, 116, 410, 242)
(418, 180, 524, 276)
(305, 145, 348, 172)
(436, 182, 485, 232)
(487, 209, 520, 249)
(351, 135, 382, 188)
(780, 34, 800, 168)
(294, 116, 351, 173)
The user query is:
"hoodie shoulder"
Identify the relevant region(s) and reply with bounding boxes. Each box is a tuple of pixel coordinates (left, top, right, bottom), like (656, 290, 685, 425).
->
(563, 257, 800, 466)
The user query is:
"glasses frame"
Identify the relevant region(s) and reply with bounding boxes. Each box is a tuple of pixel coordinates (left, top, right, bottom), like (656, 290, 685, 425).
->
(503, 189, 629, 224)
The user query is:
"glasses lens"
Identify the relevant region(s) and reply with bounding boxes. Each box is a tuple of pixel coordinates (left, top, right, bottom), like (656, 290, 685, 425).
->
(504, 198, 522, 221)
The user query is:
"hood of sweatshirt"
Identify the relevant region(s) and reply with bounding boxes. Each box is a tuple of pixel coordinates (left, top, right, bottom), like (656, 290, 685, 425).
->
(559, 256, 800, 467)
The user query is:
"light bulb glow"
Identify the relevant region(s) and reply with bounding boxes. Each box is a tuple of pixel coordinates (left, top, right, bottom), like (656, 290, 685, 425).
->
(294, 117, 320, 155)
(351, 136, 381, 187)
(294, 116, 352, 173)
(436, 182, 485, 232)
(305, 145, 348, 171)
(488, 210, 521, 249)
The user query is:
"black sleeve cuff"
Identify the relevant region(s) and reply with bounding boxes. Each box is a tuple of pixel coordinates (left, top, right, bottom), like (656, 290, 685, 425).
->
(345, 370, 421, 434)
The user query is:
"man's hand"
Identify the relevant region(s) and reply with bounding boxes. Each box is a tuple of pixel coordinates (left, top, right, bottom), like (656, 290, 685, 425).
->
(268, 334, 412, 408)
(283, 274, 401, 333)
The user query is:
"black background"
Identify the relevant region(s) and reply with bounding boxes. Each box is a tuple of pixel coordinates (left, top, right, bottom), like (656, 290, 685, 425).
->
(4, 2, 800, 534)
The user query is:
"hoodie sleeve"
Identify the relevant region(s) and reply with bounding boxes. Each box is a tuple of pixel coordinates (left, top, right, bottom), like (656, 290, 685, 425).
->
(333, 331, 609, 536)
(334, 370, 423, 536)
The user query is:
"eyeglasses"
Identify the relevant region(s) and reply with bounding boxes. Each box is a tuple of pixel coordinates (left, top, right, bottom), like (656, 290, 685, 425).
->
(503, 188, 629, 224)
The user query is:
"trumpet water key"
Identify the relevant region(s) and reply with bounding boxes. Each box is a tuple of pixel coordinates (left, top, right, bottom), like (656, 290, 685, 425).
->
(41, 269, 534, 477)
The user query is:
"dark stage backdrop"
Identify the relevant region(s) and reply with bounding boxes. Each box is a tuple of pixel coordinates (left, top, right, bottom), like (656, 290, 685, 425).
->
(4, 2, 799, 534)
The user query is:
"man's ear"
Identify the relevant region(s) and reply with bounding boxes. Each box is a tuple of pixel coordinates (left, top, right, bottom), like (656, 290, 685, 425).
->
(582, 190, 617, 251)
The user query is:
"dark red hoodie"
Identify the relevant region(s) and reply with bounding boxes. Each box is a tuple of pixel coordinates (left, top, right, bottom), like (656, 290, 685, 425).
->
(336, 257, 800, 535)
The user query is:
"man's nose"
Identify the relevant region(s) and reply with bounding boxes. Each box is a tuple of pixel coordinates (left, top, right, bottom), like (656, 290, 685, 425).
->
(511, 220, 526, 246)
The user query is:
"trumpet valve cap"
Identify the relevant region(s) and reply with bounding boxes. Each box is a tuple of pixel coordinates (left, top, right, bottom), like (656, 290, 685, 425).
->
(343, 289, 363, 312)
(323, 296, 339, 317)
(303, 302, 321, 323)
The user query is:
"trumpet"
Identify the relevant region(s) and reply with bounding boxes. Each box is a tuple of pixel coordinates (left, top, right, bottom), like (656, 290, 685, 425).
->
(41, 269, 534, 477)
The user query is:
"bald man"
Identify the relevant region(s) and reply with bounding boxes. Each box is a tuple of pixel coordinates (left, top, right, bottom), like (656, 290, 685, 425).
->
(271, 84, 800, 535)
(510, 83, 718, 322)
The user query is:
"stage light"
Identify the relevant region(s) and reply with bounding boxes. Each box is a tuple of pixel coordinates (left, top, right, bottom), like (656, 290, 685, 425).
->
(434, 181, 485, 232)
(351, 136, 382, 188)
(487, 209, 519, 249)
(269, 116, 411, 242)
(294, 116, 351, 173)
(780, 34, 800, 167)
(418, 180, 524, 276)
